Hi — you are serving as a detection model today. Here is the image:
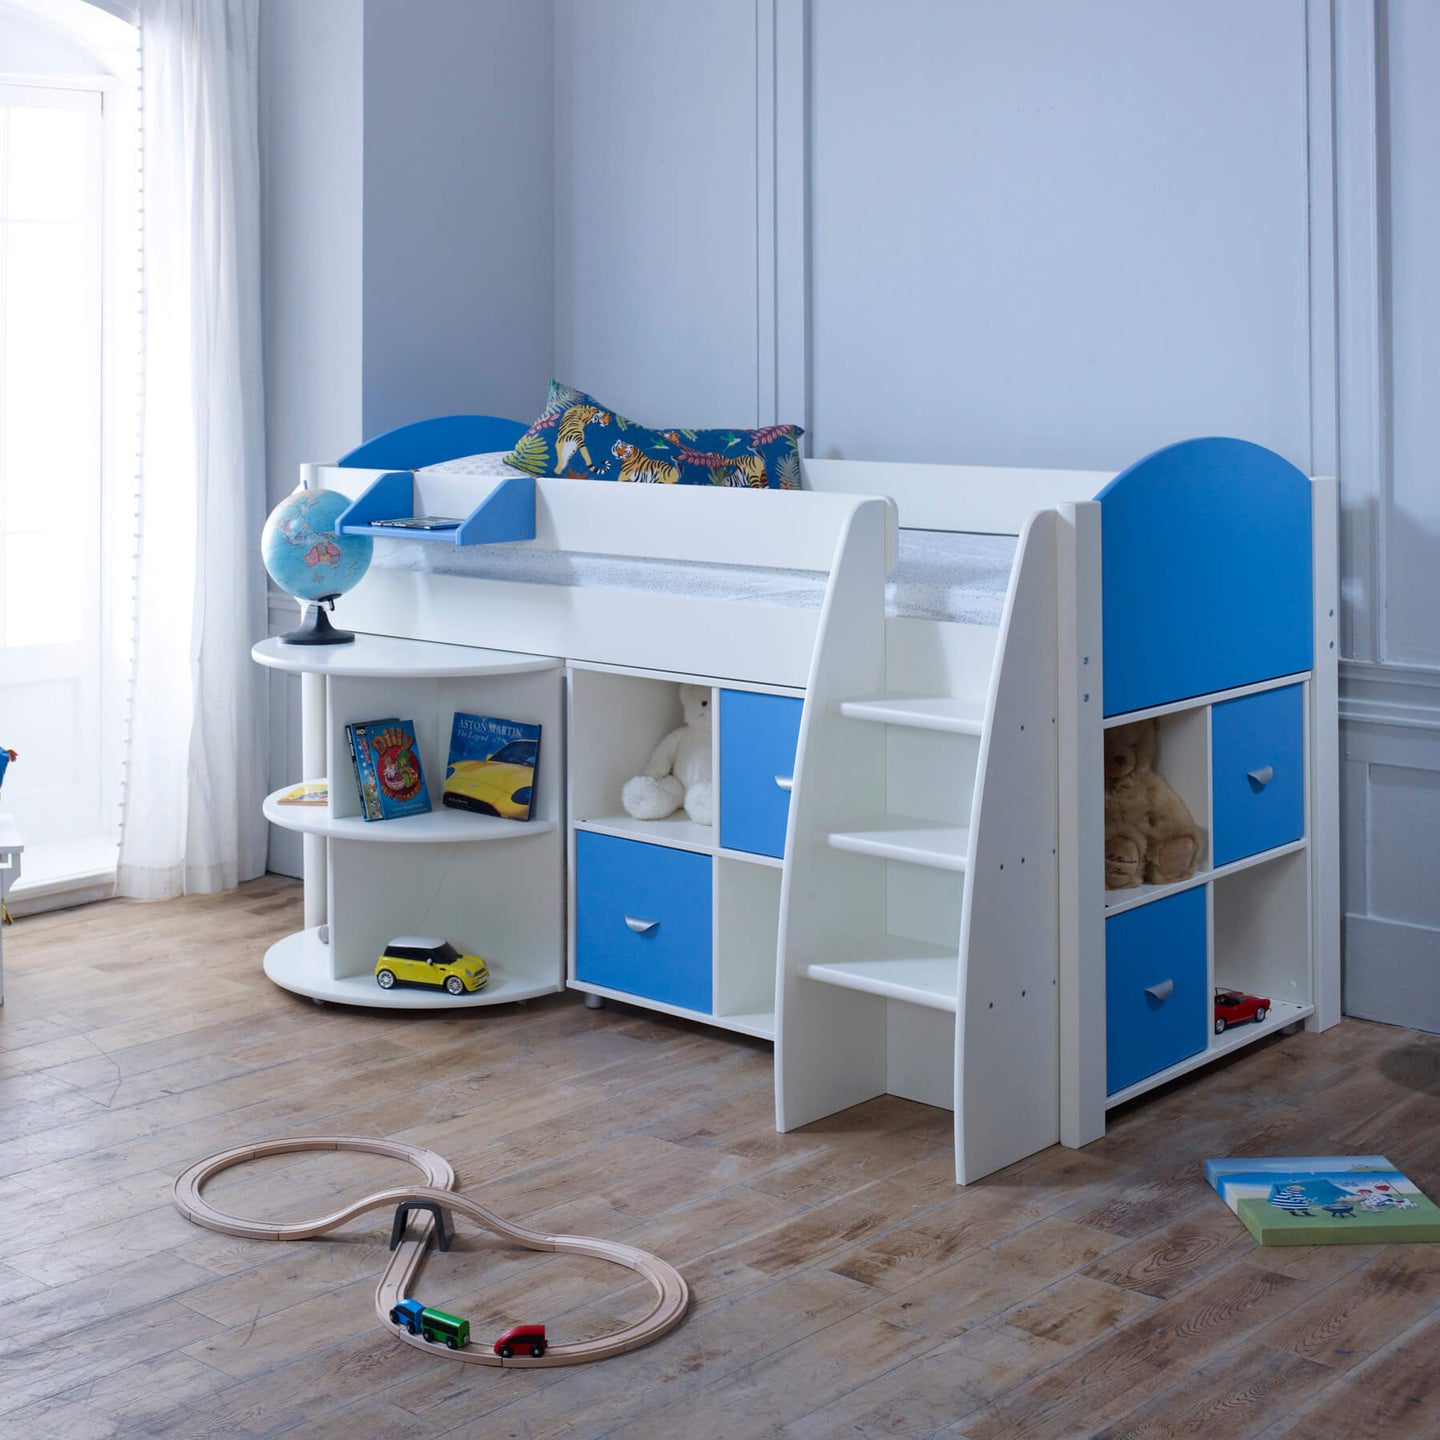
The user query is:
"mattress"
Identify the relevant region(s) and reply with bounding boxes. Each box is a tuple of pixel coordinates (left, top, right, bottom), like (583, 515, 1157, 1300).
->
(369, 453, 1016, 626)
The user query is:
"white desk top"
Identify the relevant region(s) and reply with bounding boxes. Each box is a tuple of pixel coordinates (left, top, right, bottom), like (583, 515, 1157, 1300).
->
(252, 634, 560, 679)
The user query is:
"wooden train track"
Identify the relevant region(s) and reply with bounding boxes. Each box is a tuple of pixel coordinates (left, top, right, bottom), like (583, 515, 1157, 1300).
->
(173, 1135, 690, 1367)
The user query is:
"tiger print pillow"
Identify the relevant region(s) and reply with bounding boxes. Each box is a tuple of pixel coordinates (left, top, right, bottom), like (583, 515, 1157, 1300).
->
(507, 381, 804, 489)
(503, 381, 638, 479)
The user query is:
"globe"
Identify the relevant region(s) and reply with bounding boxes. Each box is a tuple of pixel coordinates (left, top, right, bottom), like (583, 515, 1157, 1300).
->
(261, 485, 374, 644)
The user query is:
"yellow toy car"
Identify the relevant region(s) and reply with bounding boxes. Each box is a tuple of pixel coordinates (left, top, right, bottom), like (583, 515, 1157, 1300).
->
(375, 936, 489, 995)
(442, 738, 538, 820)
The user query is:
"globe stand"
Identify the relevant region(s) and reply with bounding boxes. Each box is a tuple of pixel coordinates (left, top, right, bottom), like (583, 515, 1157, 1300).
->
(281, 595, 355, 646)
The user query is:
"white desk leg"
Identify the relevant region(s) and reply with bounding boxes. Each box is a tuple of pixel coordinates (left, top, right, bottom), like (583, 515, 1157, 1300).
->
(301, 671, 327, 932)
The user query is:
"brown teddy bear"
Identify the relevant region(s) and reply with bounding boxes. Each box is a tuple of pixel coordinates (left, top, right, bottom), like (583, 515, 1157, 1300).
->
(1104, 719, 1201, 889)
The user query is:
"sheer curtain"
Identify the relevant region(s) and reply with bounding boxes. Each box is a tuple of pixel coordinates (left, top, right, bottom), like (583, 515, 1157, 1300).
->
(118, 0, 266, 897)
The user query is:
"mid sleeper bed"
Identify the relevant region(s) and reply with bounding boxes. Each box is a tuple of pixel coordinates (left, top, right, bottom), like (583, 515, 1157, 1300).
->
(256, 420, 1339, 1184)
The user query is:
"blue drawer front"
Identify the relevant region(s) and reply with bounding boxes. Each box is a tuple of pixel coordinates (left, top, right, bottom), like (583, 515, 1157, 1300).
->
(1106, 888, 1208, 1095)
(719, 690, 803, 859)
(575, 832, 712, 1013)
(1211, 685, 1304, 867)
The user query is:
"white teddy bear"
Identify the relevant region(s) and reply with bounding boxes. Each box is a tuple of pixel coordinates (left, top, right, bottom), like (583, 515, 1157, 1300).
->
(621, 683, 713, 825)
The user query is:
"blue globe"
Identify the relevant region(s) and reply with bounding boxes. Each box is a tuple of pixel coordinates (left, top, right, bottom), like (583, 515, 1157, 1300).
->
(261, 486, 373, 605)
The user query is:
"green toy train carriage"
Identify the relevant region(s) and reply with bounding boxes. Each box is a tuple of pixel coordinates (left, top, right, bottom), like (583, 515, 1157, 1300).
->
(389, 1297, 470, 1349)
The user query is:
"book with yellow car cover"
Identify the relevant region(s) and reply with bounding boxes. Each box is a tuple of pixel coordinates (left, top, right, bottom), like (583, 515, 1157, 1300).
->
(442, 713, 541, 821)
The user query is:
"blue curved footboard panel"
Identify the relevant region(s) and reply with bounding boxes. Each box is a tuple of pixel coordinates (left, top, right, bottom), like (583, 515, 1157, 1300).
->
(1096, 437, 1312, 716)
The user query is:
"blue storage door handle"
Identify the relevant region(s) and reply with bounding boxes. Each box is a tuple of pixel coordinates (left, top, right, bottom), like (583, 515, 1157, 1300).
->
(1247, 765, 1274, 791)
(774, 775, 793, 793)
(1144, 979, 1174, 1003)
(624, 915, 659, 935)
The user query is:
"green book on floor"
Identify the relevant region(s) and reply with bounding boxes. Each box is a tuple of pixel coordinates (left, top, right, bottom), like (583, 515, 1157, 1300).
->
(1206, 1156, 1440, 1245)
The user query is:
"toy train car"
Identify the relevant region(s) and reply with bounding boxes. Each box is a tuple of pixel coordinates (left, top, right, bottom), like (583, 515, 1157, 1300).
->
(389, 1298, 470, 1349)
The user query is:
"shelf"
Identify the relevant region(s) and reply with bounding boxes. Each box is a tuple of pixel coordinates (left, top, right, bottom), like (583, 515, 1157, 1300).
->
(264, 929, 563, 1009)
(1103, 838, 1308, 915)
(803, 937, 958, 1011)
(1105, 999, 1314, 1108)
(264, 787, 557, 843)
(827, 818, 970, 872)
(336, 469, 535, 545)
(573, 813, 716, 856)
(839, 695, 985, 735)
(252, 635, 560, 680)
(713, 1010, 776, 1040)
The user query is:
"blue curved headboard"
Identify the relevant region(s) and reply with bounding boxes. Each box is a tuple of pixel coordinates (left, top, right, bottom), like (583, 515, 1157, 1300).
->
(1095, 437, 1313, 716)
(338, 415, 527, 471)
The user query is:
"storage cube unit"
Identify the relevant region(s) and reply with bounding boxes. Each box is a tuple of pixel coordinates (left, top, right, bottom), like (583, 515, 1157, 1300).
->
(566, 662, 803, 1039)
(1101, 677, 1316, 1107)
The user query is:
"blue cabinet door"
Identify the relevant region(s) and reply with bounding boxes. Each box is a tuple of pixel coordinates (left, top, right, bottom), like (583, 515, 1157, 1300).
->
(575, 832, 712, 1013)
(1106, 888, 1208, 1095)
(719, 690, 803, 859)
(1211, 685, 1305, 867)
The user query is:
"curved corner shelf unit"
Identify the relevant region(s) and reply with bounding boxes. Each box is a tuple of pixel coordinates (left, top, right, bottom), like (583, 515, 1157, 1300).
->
(252, 635, 565, 1010)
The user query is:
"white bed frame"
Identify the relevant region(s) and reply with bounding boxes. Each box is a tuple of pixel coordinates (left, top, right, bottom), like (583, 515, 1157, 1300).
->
(275, 442, 1339, 1185)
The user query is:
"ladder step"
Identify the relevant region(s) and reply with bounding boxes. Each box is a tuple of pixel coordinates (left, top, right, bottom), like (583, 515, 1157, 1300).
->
(839, 695, 985, 734)
(826, 819, 970, 871)
(803, 938, 958, 1011)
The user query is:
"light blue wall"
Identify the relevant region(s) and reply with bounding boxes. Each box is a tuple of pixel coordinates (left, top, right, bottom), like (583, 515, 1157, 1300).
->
(553, 0, 760, 426)
(363, 0, 554, 437)
(808, 1, 1312, 471)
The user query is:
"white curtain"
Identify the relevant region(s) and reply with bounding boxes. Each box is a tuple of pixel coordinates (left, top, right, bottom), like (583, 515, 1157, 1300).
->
(118, 0, 267, 897)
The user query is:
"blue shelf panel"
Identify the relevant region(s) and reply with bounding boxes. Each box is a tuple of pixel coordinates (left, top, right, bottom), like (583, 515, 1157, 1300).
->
(336, 471, 535, 546)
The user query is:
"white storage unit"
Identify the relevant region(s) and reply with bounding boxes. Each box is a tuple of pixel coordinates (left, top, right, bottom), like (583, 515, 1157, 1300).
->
(565, 662, 803, 1040)
(253, 635, 564, 1009)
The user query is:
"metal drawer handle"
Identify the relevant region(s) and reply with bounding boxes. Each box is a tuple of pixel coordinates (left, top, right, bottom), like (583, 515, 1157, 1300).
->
(774, 775, 793, 793)
(624, 916, 659, 935)
(1247, 765, 1274, 791)
(1144, 979, 1174, 1003)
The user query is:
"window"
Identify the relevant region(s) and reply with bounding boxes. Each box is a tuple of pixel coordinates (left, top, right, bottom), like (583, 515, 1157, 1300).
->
(0, 2, 139, 891)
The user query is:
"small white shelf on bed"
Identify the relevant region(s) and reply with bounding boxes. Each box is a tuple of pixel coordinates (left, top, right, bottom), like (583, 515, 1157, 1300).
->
(572, 812, 714, 855)
(826, 819, 971, 871)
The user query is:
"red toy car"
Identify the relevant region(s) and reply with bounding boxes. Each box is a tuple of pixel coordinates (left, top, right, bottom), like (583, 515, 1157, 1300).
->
(1214, 988, 1270, 1033)
(494, 1323, 547, 1359)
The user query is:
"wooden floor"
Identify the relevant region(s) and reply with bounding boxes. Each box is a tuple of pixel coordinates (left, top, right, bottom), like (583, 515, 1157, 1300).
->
(2, 877, 1439, 1439)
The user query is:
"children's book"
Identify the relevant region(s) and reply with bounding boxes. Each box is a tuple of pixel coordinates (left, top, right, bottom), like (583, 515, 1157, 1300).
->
(1206, 1156, 1440, 1245)
(442, 713, 541, 821)
(346, 718, 431, 821)
(275, 779, 329, 806)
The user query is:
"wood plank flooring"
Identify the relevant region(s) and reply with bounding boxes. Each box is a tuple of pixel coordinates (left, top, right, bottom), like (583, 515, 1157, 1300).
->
(2, 876, 1438, 1438)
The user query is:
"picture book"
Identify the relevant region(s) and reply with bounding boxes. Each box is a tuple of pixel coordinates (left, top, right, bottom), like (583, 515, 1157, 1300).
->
(275, 779, 329, 807)
(1206, 1156, 1440, 1246)
(360, 719, 432, 820)
(442, 712, 541, 821)
(345, 718, 431, 821)
(345, 719, 391, 820)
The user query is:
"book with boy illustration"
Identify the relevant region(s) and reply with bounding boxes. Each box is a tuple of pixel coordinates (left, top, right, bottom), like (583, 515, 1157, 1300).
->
(441, 712, 541, 821)
(1206, 1156, 1440, 1245)
(345, 718, 431, 821)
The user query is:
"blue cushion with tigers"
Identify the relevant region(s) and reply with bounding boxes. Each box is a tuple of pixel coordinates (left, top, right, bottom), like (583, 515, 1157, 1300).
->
(507, 380, 803, 489)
